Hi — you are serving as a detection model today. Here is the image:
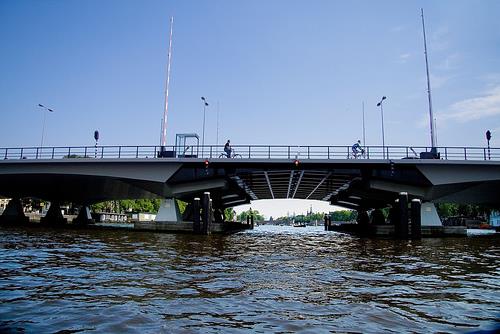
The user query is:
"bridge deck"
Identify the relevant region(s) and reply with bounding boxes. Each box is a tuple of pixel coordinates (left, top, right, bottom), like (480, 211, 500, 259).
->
(1, 152, 500, 210)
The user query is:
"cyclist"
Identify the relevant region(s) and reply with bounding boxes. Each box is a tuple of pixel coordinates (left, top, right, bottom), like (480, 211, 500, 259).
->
(352, 140, 364, 159)
(224, 140, 232, 158)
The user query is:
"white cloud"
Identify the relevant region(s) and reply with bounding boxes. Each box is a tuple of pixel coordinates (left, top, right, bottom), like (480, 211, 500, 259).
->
(398, 53, 411, 63)
(440, 85, 500, 122)
(481, 73, 500, 87)
(435, 53, 461, 71)
(430, 25, 450, 51)
(430, 73, 452, 89)
(391, 25, 405, 33)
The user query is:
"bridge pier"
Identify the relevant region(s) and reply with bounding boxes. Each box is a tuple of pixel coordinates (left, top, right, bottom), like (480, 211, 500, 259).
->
(73, 205, 93, 225)
(201, 192, 213, 235)
(370, 209, 386, 225)
(357, 210, 370, 227)
(134, 198, 192, 232)
(411, 199, 422, 239)
(40, 201, 67, 225)
(213, 207, 224, 225)
(329, 196, 464, 237)
(193, 197, 201, 233)
(0, 198, 29, 224)
(132, 194, 250, 234)
(395, 192, 409, 238)
(421, 202, 442, 226)
(155, 198, 182, 223)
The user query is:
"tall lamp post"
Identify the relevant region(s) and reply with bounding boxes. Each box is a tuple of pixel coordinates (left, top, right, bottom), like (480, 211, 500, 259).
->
(201, 96, 209, 155)
(376, 96, 387, 159)
(37, 104, 54, 147)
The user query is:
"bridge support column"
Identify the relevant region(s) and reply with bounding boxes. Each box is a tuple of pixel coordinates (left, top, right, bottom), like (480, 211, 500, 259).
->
(371, 209, 386, 225)
(410, 199, 422, 239)
(193, 197, 201, 234)
(201, 192, 212, 235)
(421, 202, 442, 226)
(357, 210, 370, 227)
(155, 198, 182, 223)
(395, 192, 409, 238)
(214, 208, 224, 224)
(40, 201, 67, 225)
(0, 198, 29, 224)
(73, 205, 93, 225)
(324, 214, 329, 231)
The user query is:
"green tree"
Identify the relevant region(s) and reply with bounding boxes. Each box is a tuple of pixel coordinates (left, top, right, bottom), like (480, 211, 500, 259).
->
(91, 201, 114, 212)
(176, 200, 188, 214)
(237, 209, 264, 222)
(224, 208, 236, 221)
(435, 203, 490, 220)
(92, 199, 162, 213)
(435, 203, 459, 219)
(330, 210, 357, 222)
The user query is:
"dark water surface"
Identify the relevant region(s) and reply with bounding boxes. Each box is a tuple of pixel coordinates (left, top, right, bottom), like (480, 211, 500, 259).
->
(0, 225, 499, 333)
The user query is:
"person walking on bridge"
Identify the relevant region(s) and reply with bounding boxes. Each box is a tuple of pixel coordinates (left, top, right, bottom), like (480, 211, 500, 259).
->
(224, 140, 232, 158)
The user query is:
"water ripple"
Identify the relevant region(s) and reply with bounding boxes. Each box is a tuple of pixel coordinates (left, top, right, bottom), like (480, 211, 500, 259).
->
(0, 225, 499, 333)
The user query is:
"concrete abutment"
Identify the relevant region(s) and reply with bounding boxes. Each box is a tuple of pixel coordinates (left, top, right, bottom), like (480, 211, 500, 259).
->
(134, 194, 252, 234)
(0, 198, 29, 224)
(40, 201, 67, 225)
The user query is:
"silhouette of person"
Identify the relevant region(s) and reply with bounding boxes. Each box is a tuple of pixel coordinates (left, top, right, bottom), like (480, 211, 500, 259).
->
(224, 140, 231, 158)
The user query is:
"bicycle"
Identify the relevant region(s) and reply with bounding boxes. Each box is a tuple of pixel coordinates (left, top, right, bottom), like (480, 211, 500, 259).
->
(350, 148, 366, 159)
(218, 148, 242, 158)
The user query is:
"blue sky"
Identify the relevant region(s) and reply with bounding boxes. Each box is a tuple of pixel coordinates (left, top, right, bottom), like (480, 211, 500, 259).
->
(1, 0, 500, 149)
(1, 0, 500, 217)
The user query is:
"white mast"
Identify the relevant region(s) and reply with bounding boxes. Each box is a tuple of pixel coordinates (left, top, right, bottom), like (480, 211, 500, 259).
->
(421, 8, 436, 148)
(362, 101, 366, 147)
(216, 100, 220, 147)
(161, 16, 174, 147)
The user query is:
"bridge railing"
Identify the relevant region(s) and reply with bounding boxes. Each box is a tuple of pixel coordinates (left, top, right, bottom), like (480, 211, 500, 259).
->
(1, 145, 498, 161)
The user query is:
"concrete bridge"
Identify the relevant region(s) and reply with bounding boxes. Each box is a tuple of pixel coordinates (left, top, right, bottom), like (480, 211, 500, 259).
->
(1, 144, 499, 235)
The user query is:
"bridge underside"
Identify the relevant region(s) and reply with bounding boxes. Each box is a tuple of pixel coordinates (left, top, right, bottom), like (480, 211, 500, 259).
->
(1, 158, 500, 210)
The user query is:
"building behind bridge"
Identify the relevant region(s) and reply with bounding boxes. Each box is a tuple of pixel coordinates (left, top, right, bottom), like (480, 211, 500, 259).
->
(490, 211, 500, 229)
(0, 198, 9, 213)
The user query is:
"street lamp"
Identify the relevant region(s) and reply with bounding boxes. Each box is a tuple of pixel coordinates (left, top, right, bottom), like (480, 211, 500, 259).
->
(376, 96, 387, 159)
(37, 104, 54, 147)
(201, 96, 209, 155)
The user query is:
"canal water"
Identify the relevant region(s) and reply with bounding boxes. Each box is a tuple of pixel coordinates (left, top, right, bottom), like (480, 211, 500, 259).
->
(0, 225, 498, 333)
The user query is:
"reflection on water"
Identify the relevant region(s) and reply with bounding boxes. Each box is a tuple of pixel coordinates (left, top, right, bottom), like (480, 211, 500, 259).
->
(0, 225, 499, 333)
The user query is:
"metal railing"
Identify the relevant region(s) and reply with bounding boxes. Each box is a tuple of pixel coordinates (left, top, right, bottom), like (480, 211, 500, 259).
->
(0, 145, 498, 161)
